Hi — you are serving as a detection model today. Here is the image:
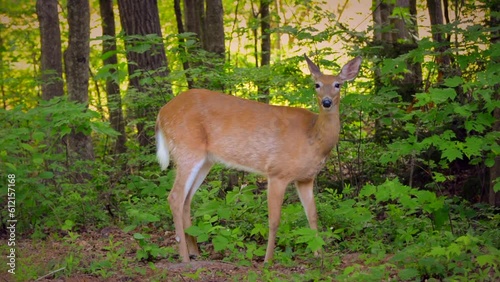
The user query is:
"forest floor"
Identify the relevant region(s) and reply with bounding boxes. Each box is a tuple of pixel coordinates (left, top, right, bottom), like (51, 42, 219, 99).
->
(1, 227, 370, 282)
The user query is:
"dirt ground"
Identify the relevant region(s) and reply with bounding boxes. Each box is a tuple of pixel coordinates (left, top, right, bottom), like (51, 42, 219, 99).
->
(1, 227, 353, 282)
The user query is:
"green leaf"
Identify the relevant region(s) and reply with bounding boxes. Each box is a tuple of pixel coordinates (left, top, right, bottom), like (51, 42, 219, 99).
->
(91, 121, 120, 137)
(428, 246, 447, 257)
(123, 225, 137, 233)
(185, 225, 203, 236)
(398, 268, 420, 280)
(133, 233, 146, 240)
(39, 171, 54, 179)
(128, 43, 151, 53)
(428, 88, 457, 104)
(33, 156, 44, 165)
(186, 224, 209, 242)
(494, 178, 500, 193)
(476, 254, 496, 267)
(359, 184, 376, 198)
(307, 235, 326, 252)
(61, 219, 75, 231)
(441, 144, 462, 162)
(432, 205, 450, 230)
(485, 157, 495, 168)
(32, 131, 45, 142)
(20, 143, 35, 153)
(443, 76, 463, 87)
(60, 126, 71, 137)
(212, 235, 229, 252)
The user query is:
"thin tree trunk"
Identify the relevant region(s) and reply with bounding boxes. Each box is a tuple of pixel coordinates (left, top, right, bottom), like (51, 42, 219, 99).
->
(174, 0, 194, 88)
(258, 0, 271, 103)
(99, 0, 126, 154)
(488, 0, 500, 206)
(426, 0, 452, 82)
(117, 0, 171, 149)
(36, 0, 64, 100)
(65, 0, 94, 182)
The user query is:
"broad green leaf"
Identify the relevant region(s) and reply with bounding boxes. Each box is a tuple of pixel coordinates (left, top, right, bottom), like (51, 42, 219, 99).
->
(32, 131, 45, 142)
(443, 76, 463, 87)
(133, 233, 146, 240)
(441, 144, 463, 162)
(212, 235, 229, 252)
(494, 178, 500, 193)
(123, 225, 137, 233)
(91, 121, 120, 137)
(359, 184, 376, 198)
(476, 255, 496, 267)
(20, 143, 35, 153)
(428, 88, 457, 104)
(428, 246, 447, 257)
(398, 268, 420, 280)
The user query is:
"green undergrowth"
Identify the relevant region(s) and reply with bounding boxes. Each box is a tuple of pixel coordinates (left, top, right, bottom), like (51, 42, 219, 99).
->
(127, 176, 500, 281)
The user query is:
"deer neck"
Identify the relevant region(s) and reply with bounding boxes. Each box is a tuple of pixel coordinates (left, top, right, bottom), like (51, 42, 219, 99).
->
(310, 105, 340, 155)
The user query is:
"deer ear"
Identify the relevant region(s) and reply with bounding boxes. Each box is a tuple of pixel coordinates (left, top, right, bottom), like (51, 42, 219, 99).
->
(339, 56, 362, 81)
(304, 54, 322, 79)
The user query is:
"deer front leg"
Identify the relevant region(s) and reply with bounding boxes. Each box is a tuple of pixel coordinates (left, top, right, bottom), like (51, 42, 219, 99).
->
(296, 179, 320, 257)
(264, 177, 289, 263)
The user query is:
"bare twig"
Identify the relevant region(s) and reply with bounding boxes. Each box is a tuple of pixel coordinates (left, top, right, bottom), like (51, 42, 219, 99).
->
(36, 267, 66, 281)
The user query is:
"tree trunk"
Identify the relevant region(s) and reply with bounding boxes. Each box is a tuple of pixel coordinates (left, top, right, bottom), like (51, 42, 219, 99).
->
(258, 0, 271, 103)
(426, 0, 453, 82)
(65, 0, 95, 182)
(183, 0, 225, 90)
(184, 0, 204, 41)
(99, 0, 126, 154)
(488, 0, 500, 206)
(204, 0, 225, 56)
(174, 0, 194, 88)
(372, 0, 421, 103)
(36, 0, 64, 100)
(117, 0, 171, 148)
(372, 0, 422, 145)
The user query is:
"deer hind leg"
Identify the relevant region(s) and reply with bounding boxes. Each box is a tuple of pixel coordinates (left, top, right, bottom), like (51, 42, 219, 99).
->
(183, 159, 213, 257)
(295, 179, 319, 256)
(168, 156, 210, 262)
(264, 177, 289, 263)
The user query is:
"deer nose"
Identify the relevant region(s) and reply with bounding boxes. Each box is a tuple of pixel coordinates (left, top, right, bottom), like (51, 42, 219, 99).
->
(322, 98, 333, 108)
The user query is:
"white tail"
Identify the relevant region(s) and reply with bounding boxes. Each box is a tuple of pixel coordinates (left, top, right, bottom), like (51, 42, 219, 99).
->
(156, 55, 362, 263)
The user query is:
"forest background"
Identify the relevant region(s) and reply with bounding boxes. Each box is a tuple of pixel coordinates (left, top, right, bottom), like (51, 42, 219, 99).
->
(0, 0, 499, 281)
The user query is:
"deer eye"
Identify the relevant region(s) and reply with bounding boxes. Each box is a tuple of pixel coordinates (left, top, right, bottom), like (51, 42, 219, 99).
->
(315, 83, 321, 89)
(334, 82, 340, 88)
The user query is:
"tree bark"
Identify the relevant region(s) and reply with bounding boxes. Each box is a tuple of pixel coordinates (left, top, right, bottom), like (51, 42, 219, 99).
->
(426, 0, 453, 82)
(204, 0, 225, 56)
(117, 0, 171, 148)
(174, 0, 194, 88)
(184, 0, 204, 41)
(65, 0, 95, 182)
(99, 0, 126, 154)
(488, 0, 500, 206)
(372, 0, 422, 145)
(258, 0, 271, 103)
(36, 0, 64, 100)
(183, 0, 225, 90)
(372, 0, 421, 103)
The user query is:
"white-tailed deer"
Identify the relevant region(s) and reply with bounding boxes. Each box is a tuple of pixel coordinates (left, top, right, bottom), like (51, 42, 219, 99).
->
(156, 55, 362, 262)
